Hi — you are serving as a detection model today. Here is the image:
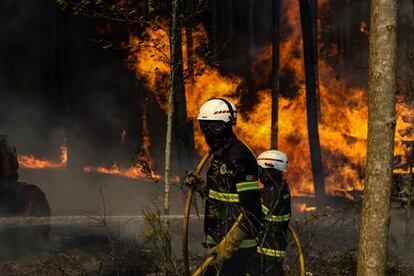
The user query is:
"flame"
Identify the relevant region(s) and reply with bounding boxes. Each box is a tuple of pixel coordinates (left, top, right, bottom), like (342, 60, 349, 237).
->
(83, 163, 160, 180)
(18, 144, 68, 169)
(127, 1, 414, 199)
(359, 21, 370, 36)
(292, 203, 317, 213)
(83, 104, 160, 180)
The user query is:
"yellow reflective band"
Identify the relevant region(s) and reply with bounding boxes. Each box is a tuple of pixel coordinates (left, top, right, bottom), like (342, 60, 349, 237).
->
(264, 213, 291, 222)
(257, 247, 287, 257)
(240, 239, 257, 248)
(261, 204, 270, 215)
(261, 205, 290, 222)
(236, 181, 259, 192)
(208, 189, 240, 202)
(206, 235, 257, 248)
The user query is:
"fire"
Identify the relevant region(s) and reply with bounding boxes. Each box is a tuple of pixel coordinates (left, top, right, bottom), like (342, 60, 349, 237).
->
(84, 163, 160, 180)
(129, 24, 243, 155)
(83, 104, 160, 181)
(292, 203, 317, 213)
(359, 21, 370, 36)
(18, 144, 67, 170)
(127, 1, 414, 199)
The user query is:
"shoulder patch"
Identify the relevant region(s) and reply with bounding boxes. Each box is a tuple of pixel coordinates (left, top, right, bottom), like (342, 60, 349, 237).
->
(245, 175, 257, 181)
(220, 163, 227, 174)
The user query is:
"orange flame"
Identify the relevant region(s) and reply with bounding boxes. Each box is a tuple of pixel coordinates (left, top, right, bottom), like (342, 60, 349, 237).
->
(127, 2, 414, 199)
(292, 203, 317, 213)
(18, 144, 68, 169)
(83, 163, 160, 180)
(359, 21, 370, 36)
(83, 104, 160, 181)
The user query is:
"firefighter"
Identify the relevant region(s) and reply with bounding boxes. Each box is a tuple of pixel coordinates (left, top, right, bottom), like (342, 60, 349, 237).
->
(255, 150, 291, 276)
(185, 98, 262, 275)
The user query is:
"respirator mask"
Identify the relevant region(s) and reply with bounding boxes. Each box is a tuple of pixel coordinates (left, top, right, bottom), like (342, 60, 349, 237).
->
(199, 120, 233, 151)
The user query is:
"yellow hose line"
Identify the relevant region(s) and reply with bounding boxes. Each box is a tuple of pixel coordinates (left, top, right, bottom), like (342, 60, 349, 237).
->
(194, 220, 305, 276)
(289, 224, 306, 276)
(192, 213, 244, 276)
(183, 150, 213, 276)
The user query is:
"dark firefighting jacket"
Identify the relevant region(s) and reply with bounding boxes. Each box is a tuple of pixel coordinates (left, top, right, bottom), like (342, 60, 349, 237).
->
(204, 137, 262, 249)
(257, 174, 291, 258)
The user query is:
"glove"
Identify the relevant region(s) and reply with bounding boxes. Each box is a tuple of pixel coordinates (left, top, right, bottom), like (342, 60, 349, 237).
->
(184, 170, 207, 196)
(208, 226, 247, 266)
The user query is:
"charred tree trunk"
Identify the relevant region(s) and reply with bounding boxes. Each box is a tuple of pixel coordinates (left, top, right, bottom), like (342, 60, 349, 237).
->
(407, 146, 413, 241)
(299, 0, 325, 205)
(185, 0, 194, 81)
(227, 0, 234, 72)
(171, 0, 194, 180)
(186, 26, 194, 82)
(270, 0, 281, 149)
(211, 0, 218, 62)
(357, 0, 397, 274)
(248, 0, 255, 53)
(54, 7, 77, 172)
(309, 0, 321, 118)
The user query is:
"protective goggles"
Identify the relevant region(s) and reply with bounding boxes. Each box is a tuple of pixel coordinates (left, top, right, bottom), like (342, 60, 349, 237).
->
(199, 121, 226, 135)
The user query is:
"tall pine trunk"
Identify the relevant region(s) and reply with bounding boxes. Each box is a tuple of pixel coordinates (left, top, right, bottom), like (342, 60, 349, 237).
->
(309, 0, 321, 118)
(227, 0, 234, 72)
(54, 7, 76, 171)
(171, 0, 194, 180)
(271, 0, 280, 149)
(248, 0, 255, 52)
(357, 0, 397, 274)
(299, 0, 325, 206)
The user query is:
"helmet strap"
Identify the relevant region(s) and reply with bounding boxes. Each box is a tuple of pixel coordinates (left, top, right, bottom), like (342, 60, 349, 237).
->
(208, 98, 236, 124)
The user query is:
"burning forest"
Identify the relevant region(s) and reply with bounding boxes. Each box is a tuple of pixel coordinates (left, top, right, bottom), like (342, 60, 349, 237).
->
(0, 0, 413, 275)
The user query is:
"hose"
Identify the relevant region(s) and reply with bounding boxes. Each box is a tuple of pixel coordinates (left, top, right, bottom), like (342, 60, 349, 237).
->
(193, 220, 306, 276)
(289, 224, 305, 276)
(192, 213, 243, 276)
(182, 150, 213, 276)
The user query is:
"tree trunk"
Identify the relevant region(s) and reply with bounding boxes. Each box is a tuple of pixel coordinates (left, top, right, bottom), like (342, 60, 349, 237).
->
(185, 0, 194, 81)
(299, 0, 325, 206)
(171, 0, 194, 180)
(211, 0, 218, 62)
(226, 0, 234, 72)
(164, 0, 180, 216)
(357, 0, 397, 274)
(248, 0, 255, 53)
(407, 148, 413, 242)
(54, 7, 77, 172)
(309, 0, 321, 118)
(164, 86, 174, 215)
(270, 0, 280, 149)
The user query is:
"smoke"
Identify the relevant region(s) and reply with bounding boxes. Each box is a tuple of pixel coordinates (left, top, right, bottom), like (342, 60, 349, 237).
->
(0, 0, 176, 218)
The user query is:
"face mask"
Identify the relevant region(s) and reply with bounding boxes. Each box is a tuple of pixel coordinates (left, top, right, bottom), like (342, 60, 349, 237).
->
(259, 167, 282, 186)
(200, 121, 233, 151)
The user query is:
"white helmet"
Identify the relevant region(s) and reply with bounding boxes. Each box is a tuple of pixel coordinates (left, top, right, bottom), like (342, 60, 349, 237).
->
(257, 150, 288, 172)
(197, 98, 237, 125)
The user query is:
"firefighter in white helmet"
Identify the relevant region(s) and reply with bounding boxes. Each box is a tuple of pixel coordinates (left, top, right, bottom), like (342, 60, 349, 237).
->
(185, 98, 261, 275)
(255, 150, 291, 275)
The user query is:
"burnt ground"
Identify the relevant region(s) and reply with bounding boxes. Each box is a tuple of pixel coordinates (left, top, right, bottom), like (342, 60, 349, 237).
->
(0, 170, 413, 275)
